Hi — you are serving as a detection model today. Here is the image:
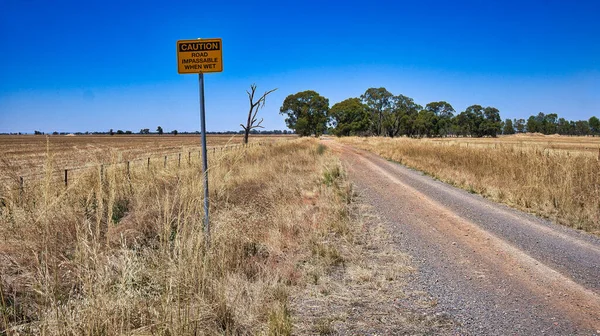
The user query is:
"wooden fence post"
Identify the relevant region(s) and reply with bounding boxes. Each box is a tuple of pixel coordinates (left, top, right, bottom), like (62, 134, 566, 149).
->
(127, 161, 130, 177)
(164, 156, 167, 168)
(188, 152, 191, 165)
(147, 157, 150, 169)
(178, 153, 181, 167)
(64, 169, 68, 187)
(19, 176, 24, 199)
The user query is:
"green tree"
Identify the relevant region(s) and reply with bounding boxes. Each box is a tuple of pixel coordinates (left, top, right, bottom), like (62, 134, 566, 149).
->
(109, 129, 114, 136)
(455, 105, 485, 137)
(383, 94, 421, 137)
(172, 130, 178, 135)
(503, 118, 515, 135)
(361, 88, 393, 136)
(514, 119, 526, 133)
(482, 106, 502, 137)
(280, 90, 329, 136)
(557, 118, 571, 135)
(157, 126, 163, 135)
(526, 116, 538, 133)
(329, 98, 371, 136)
(574, 120, 591, 135)
(425, 101, 455, 136)
(544, 113, 558, 134)
(589, 116, 600, 135)
(414, 109, 436, 137)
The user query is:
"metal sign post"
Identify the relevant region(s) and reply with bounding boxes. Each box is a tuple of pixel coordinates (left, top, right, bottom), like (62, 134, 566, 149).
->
(177, 38, 223, 247)
(198, 72, 210, 245)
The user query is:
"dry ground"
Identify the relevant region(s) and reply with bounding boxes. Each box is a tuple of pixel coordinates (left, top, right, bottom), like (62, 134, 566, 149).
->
(328, 140, 600, 335)
(0, 134, 296, 189)
(339, 135, 600, 234)
(431, 133, 600, 156)
(0, 137, 446, 335)
(0, 138, 344, 334)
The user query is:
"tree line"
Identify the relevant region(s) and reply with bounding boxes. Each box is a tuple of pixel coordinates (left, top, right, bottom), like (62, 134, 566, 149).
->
(279, 88, 600, 137)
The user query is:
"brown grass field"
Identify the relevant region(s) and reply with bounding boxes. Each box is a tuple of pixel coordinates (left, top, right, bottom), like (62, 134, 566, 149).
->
(0, 138, 358, 334)
(430, 134, 600, 156)
(339, 134, 600, 234)
(0, 134, 296, 188)
(1, 133, 599, 333)
(0, 134, 454, 335)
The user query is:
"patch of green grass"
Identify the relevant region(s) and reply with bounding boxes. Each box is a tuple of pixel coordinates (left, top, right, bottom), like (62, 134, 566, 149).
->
(111, 198, 129, 224)
(316, 144, 327, 155)
(315, 318, 335, 335)
(267, 304, 292, 336)
(323, 165, 342, 187)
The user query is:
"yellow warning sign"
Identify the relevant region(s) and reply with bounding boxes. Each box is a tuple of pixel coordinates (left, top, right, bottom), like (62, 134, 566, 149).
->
(177, 38, 223, 74)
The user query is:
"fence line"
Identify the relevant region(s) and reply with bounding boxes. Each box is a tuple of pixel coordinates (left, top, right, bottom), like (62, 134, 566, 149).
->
(1, 141, 272, 195)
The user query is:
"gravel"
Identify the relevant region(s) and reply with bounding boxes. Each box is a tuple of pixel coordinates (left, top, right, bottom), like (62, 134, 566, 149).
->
(332, 142, 600, 336)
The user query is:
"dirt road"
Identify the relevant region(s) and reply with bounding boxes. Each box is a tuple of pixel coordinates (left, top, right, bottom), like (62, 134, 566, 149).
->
(327, 140, 600, 335)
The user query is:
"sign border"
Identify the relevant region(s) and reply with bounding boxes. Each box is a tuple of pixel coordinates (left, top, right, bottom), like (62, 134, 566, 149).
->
(177, 38, 223, 74)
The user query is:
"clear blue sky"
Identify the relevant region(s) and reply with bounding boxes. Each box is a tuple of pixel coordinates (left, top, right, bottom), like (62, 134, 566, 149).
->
(1, 0, 599, 133)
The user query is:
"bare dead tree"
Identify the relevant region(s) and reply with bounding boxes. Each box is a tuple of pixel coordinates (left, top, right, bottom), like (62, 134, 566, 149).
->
(241, 84, 278, 144)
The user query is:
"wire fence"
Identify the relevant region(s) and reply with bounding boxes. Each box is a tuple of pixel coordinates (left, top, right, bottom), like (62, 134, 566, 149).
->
(0, 141, 269, 196)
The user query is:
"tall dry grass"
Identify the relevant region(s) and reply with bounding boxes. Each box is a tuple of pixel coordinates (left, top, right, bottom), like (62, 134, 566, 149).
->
(339, 137, 600, 234)
(0, 139, 349, 335)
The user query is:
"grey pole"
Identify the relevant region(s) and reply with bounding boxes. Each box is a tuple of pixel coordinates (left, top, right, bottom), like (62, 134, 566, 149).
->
(199, 72, 210, 246)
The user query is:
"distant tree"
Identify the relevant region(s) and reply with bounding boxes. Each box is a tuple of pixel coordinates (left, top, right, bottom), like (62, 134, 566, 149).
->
(425, 101, 455, 136)
(157, 126, 163, 135)
(544, 113, 558, 134)
(280, 90, 329, 136)
(526, 116, 538, 133)
(172, 130, 178, 135)
(329, 98, 371, 136)
(125, 130, 133, 134)
(557, 118, 571, 135)
(455, 105, 485, 137)
(117, 130, 124, 134)
(414, 109, 436, 137)
(361, 88, 393, 136)
(514, 119, 526, 133)
(589, 116, 600, 135)
(241, 84, 278, 144)
(482, 107, 502, 137)
(139, 128, 150, 134)
(574, 120, 591, 135)
(503, 119, 515, 135)
(34, 130, 43, 135)
(52, 131, 59, 135)
(386, 94, 421, 137)
(109, 129, 114, 136)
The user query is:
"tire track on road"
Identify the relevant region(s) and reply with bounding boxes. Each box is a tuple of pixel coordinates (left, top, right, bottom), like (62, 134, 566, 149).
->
(327, 140, 600, 335)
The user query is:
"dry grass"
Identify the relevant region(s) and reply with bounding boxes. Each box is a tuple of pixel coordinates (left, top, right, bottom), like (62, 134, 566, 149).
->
(0, 134, 296, 181)
(291, 201, 455, 335)
(430, 134, 600, 156)
(0, 138, 348, 335)
(339, 136, 600, 234)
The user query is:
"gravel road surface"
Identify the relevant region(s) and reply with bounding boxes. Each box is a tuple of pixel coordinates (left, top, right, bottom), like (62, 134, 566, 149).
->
(327, 140, 600, 335)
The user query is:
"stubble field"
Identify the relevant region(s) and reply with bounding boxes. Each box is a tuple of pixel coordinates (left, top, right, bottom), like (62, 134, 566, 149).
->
(0, 134, 296, 190)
